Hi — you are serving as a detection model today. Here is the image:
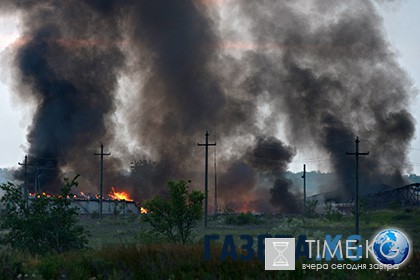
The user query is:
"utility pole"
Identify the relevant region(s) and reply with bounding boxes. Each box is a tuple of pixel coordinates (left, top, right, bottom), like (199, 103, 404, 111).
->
(197, 131, 216, 227)
(18, 155, 33, 207)
(34, 162, 40, 193)
(94, 144, 111, 219)
(302, 164, 306, 216)
(214, 135, 218, 214)
(346, 137, 369, 235)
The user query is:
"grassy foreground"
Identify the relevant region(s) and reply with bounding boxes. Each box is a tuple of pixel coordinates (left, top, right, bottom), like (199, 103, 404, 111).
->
(0, 244, 419, 279)
(0, 208, 419, 279)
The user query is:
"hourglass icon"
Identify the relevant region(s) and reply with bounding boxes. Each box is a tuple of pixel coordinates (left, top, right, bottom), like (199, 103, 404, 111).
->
(272, 241, 289, 266)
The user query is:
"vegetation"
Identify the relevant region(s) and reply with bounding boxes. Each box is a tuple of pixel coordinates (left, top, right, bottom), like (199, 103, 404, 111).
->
(0, 243, 418, 279)
(0, 176, 89, 255)
(142, 180, 204, 244)
(0, 209, 417, 278)
(323, 202, 343, 221)
(0, 173, 420, 280)
(224, 211, 263, 225)
(304, 199, 319, 218)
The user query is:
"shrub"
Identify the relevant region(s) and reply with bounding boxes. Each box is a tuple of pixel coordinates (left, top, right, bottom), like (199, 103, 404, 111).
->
(91, 211, 100, 219)
(305, 199, 319, 218)
(388, 200, 400, 210)
(142, 180, 204, 244)
(0, 251, 23, 280)
(225, 212, 261, 225)
(0, 176, 90, 255)
(323, 203, 342, 221)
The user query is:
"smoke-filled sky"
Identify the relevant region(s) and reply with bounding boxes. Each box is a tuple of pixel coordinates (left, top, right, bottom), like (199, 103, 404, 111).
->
(0, 0, 419, 174)
(0, 0, 419, 212)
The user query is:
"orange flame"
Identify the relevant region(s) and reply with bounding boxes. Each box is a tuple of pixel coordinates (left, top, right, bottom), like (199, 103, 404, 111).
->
(109, 187, 133, 201)
(140, 207, 148, 214)
(236, 195, 257, 214)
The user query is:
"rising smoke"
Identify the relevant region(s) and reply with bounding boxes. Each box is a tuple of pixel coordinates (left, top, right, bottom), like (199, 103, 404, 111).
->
(0, 0, 415, 212)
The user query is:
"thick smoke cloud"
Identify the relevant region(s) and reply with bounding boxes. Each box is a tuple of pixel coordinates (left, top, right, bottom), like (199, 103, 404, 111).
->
(217, 136, 300, 213)
(125, 0, 224, 182)
(248, 137, 300, 213)
(2, 0, 125, 192)
(1, 0, 415, 212)
(234, 0, 415, 198)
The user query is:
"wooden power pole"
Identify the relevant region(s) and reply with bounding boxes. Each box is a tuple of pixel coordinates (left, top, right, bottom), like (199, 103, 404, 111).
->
(214, 142, 218, 215)
(198, 131, 216, 227)
(302, 164, 306, 215)
(94, 144, 111, 219)
(346, 137, 369, 235)
(18, 155, 33, 207)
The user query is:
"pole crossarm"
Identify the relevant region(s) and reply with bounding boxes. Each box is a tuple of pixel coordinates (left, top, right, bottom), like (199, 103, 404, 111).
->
(94, 144, 111, 219)
(197, 131, 216, 227)
(346, 152, 370, 156)
(345, 137, 369, 235)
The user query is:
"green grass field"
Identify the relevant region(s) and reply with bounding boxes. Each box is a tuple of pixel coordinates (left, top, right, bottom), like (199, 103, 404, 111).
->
(0, 207, 419, 279)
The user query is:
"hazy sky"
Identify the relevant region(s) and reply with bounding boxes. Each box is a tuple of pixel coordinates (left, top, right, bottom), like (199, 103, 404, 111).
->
(0, 1, 419, 174)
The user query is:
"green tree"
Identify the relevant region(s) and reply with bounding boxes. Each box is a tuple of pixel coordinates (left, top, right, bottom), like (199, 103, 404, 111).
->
(0, 175, 89, 254)
(143, 180, 204, 244)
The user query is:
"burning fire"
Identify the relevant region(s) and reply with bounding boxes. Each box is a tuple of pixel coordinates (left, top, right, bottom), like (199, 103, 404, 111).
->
(236, 195, 257, 214)
(29, 187, 149, 214)
(109, 187, 149, 213)
(109, 187, 133, 201)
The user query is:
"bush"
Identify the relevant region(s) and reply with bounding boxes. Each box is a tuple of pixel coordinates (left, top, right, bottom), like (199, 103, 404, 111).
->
(91, 211, 100, 219)
(0, 251, 24, 280)
(388, 200, 401, 210)
(0, 176, 90, 255)
(323, 203, 342, 221)
(271, 217, 305, 236)
(271, 217, 326, 240)
(305, 199, 319, 218)
(225, 212, 261, 225)
(142, 180, 204, 244)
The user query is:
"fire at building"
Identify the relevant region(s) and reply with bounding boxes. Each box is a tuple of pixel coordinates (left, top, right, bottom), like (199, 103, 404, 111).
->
(13, 187, 146, 216)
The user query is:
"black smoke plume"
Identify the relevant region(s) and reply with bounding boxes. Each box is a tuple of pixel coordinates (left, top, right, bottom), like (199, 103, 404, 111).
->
(1, 0, 415, 212)
(2, 0, 125, 192)
(233, 0, 415, 198)
(248, 137, 300, 213)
